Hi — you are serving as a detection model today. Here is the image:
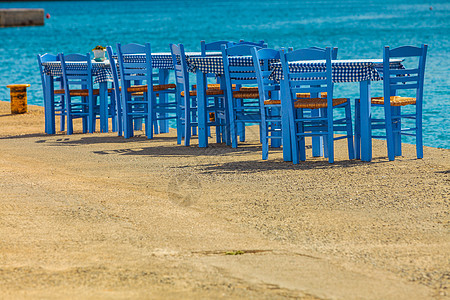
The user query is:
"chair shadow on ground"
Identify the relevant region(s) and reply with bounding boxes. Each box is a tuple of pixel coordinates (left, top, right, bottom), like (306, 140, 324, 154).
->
(0, 133, 51, 140)
(197, 156, 369, 174)
(18, 132, 391, 171)
(93, 142, 265, 158)
(33, 133, 176, 146)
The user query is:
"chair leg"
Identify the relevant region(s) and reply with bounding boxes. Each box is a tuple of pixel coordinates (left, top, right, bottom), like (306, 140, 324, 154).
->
(392, 106, 402, 156)
(354, 99, 361, 160)
(384, 104, 396, 161)
(227, 95, 238, 148)
(290, 107, 300, 164)
(191, 97, 197, 136)
(59, 95, 65, 131)
(345, 101, 355, 159)
(416, 104, 423, 159)
(238, 122, 245, 142)
(261, 117, 269, 160)
(327, 106, 334, 163)
(298, 109, 306, 161)
(66, 100, 73, 135)
(184, 96, 191, 146)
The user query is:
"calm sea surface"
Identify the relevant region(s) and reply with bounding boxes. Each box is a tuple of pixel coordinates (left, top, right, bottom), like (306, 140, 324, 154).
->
(0, 0, 448, 148)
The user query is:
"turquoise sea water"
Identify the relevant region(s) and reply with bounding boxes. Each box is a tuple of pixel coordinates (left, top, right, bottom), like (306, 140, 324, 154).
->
(0, 0, 448, 148)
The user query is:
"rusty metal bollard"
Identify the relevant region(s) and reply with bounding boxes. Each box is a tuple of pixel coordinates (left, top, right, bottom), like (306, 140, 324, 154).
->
(6, 84, 30, 114)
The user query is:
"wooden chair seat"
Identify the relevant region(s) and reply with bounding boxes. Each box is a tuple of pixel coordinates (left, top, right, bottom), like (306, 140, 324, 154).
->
(294, 97, 347, 109)
(192, 83, 251, 90)
(181, 89, 224, 97)
(127, 84, 176, 93)
(264, 99, 281, 105)
(232, 90, 259, 99)
(107, 87, 121, 93)
(371, 96, 416, 106)
(69, 89, 100, 96)
(296, 92, 327, 98)
(240, 86, 259, 92)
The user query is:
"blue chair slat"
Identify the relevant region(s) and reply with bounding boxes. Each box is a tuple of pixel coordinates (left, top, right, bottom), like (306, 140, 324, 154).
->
(354, 44, 427, 160)
(251, 47, 282, 160)
(58, 52, 95, 135)
(280, 47, 354, 164)
(221, 44, 264, 148)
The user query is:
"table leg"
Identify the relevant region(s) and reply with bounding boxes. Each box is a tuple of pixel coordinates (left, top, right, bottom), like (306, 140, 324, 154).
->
(159, 69, 170, 133)
(281, 84, 292, 161)
(99, 82, 108, 132)
(196, 70, 208, 147)
(360, 80, 372, 162)
(44, 74, 56, 134)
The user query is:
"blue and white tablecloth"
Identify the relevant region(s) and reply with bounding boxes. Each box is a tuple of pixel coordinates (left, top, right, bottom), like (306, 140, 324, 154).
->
(270, 59, 403, 83)
(42, 61, 113, 84)
(186, 56, 255, 75)
(116, 52, 222, 71)
(186, 57, 403, 83)
(41, 52, 217, 83)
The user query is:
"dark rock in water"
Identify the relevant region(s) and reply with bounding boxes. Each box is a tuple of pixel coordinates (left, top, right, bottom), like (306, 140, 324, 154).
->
(0, 9, 44, 27)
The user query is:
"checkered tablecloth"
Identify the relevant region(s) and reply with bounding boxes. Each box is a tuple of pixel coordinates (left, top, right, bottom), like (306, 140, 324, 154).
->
(271, 59, 403, 83)
(42, 61, 113, 84)
(116, 52, 222, 70)
(187, 57, 403, 82)
(187, 56, 255, 74)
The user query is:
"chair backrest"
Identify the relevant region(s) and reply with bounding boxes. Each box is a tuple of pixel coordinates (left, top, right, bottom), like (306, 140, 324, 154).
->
(169, 43, 190, 98)
(200, 40, 236, 56)
(382, 44, 427, 106)
(221, 44, 263, 89)
(37, 53, 59, 91)
(58, 52, 93, 92)
(251, 48, 280, 104)
(116, 42, 156, 91)
(307, 46, 338, 59)
(279, 47, 333, 104)
(237, 40, 267, 48)
(106, 46, 121, 101)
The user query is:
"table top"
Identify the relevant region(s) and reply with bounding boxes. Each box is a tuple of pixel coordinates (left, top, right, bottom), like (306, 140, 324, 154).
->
(186, 56, 403, 83)
(270, 59, 403, 83)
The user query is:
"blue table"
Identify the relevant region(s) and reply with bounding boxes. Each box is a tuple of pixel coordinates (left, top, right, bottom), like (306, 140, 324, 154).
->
(41, 53, 214, 134)
(270, 59, 403, 162)
(42, 60, 112, 134)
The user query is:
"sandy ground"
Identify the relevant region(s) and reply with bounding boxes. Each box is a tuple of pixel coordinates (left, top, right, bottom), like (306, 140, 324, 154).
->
(0, 101, 448, 299)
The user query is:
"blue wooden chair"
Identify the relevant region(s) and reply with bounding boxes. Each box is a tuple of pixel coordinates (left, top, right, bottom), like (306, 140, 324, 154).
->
(106, 46, 123, 136)
(170, 43, 227, 146)
(37, 53, 66, 132)
(116, 42, 177, 139)
(279, 47, 354, 164)
(221, 44, 264, 148)
(251, 47, 282, 160)
(58, 53, 98, 135)
(355, 44, 428, 161)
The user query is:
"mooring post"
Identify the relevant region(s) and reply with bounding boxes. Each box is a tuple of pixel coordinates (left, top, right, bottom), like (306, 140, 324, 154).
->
(7, 84, 30, 114)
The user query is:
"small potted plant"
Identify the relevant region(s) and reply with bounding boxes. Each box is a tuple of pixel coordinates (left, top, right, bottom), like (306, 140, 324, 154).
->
(92, 45, 106, 61)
